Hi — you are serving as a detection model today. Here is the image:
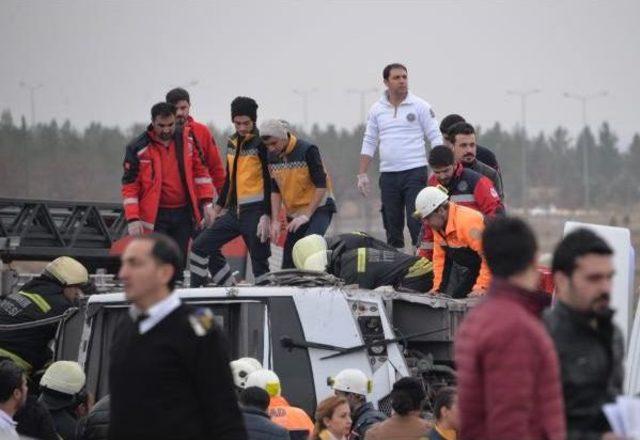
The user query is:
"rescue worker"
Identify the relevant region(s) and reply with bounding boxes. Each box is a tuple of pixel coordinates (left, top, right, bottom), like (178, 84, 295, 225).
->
(330, 369, 386, 440)
(357, 63, 443, 249)
(414, 187, 491, 298)
(260, 119, 336, 269)
(121, 102, 215, 271)
(293, 233, 433, 292)
(246, 369, 314, 440)
(190, 97, 272, 286)
(0, 360, 28, 438)
(440, 114, 501, 172)
(544, 229, 624, 439)
(166, 87, 226, 195)
(108, 234, 246, 439)
(447, 122, 504, 200)
(230, 357, 263, 390)
(39, 361, 89, 440)
(419, 145, 503, 259)
(0, 257, 88, 373)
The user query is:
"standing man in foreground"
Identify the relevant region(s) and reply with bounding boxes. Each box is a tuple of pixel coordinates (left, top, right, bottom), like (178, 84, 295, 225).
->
(357, 63, 443, 249)
(545, 229, 624, 439)
(121, 102, 215, 270)
(455, 217, 565, 440)
(109, 234, 246, 439)
(166, 87, 226, 195)
(0, 360, 27, 438)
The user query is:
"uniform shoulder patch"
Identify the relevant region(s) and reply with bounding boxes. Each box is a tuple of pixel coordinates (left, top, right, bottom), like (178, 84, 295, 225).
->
(188, 307, 215, 337)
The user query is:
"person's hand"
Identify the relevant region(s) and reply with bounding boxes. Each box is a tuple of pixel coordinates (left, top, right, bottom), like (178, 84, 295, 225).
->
(127, 220, 144, 236)
(356, 173, 371, 197)
(203, 203, 217, 228)
(287, 215, 309, 233)
(468, 289, 486, 297)
(270, 219, 282, 242)
(256, 215, 271, 243)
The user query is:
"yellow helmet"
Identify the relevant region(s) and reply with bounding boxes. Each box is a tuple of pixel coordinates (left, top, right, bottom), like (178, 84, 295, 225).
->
(45, 257, 89, 286)
(292, 234, 327, 270)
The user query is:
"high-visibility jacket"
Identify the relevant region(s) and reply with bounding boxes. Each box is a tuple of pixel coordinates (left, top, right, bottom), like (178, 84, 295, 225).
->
(432, 202, 491, 296)
(121, 126, 214, 231)
(268, 395, 314, 438)
(186, 116, 226, 194)
(419, 164, 503, 259)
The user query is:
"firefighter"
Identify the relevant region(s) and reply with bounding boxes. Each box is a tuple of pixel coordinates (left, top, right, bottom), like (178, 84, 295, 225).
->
(419, 145, 504, 259)
(121, 102, 215, 271)
(260, 119, 337, 269)
(166, 87, 226, 195)
(230, 357, 263, 390)
(330, 369, 386, 440)
(245, 369, 314, 440)
(189, 97, 272, 287)
(0, 257, 88, 373)
(292, 233, 433, 292)
(414, 187, 491, 298)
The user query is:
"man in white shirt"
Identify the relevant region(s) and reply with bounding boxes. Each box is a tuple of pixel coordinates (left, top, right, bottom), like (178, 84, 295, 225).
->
(357, 63, 443, 249)
(0, 360, 28, 439)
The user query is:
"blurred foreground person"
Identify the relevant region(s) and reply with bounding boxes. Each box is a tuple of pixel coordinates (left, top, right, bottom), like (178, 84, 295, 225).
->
(312, 396, 352, 440)
(427, 387, 459, 440)
(239, 386, 290, 440)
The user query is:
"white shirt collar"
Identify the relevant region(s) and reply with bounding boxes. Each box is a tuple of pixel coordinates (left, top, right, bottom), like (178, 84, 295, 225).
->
(382, 91, 415, 106)
(129, 292, 181, 334)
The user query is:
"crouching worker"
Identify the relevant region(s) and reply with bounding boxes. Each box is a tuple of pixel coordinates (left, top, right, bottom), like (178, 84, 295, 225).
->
(292, 233, 433, 292)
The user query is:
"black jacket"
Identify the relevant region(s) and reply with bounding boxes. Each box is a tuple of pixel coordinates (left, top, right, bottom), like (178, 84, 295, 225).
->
(242, 407, 290, 440)
(77, 395, 110, 440)
(350, 402, 386, 439)
(0, 276, 74, 371)
(544, 301, 624, 439)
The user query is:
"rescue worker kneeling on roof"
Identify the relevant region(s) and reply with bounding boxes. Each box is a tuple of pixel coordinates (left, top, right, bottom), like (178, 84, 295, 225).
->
(0, 257, 89, 373)
(260, 119, 337, 269)
(414, 186, 491, 298)
(246, 369, 314, 440)
(292, 232, 434, 292)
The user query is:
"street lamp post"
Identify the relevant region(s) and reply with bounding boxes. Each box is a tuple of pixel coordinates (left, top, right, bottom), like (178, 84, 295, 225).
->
(19, 81, 43, 127)
(563, 91, 608, 210)
(507, 88, 540, 213)
(293, 88, 317, 132)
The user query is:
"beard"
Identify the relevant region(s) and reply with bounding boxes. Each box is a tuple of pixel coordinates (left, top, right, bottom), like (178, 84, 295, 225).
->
(590, 292, 611, 316)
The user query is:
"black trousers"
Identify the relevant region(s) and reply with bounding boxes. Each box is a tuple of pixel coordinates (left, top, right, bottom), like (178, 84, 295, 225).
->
(379, 166, 427, 248)
(189, 203, 271, 287)
(154, 206, 194, 273)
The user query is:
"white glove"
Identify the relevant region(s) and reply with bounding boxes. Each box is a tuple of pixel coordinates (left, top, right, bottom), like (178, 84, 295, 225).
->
(356, 173, 371, 197)
(256, 215, 271, 243)
(202, 203, 217, 228)
(287, 215, 309, 233)
(270, 219, 282, 242)
(127, 220, 144, 236)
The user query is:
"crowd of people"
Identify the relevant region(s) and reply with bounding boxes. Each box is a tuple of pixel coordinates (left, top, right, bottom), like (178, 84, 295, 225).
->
(0, 61, 629, 439)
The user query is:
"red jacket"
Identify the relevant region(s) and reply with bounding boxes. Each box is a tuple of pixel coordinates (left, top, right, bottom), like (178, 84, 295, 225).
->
(187, 116, 226, 195)
(419, 164, 503, 259)
(454, 278, 566, 440)
(121, 126, 214, 231)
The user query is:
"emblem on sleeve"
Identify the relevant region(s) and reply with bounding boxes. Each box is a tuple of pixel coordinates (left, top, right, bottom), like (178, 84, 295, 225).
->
(188, 307, 215, 336)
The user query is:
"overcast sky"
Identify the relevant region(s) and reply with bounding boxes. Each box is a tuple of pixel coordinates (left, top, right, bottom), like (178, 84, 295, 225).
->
(1, 0, 638, 146)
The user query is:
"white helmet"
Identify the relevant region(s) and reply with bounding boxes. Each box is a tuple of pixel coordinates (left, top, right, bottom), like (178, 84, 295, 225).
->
(292, 234, 327, 270)
(245, 369, 281, 397)
(414, 186, 449, 219)
(230, 358, 262, 389)
(330, 369, 372, 396)
(303, 251, 328, 271)
(40, 361, 86, 395)
(45, 257, 89, 286)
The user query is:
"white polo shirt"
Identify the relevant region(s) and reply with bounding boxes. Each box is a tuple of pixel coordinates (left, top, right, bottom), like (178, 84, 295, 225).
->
(0, 409, 18, 439)
(361, 92, 443, 172)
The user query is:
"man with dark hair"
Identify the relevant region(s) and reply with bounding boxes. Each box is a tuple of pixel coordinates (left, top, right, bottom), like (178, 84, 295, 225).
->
(166, 87, 226, 194)
(544, 229, 623, 440)
(121, 102, 215, 272)
(455, 217, 566, 440)
(447, 122, 504, 200)
(190, 97, 272, 286)
(108, 235, 246, 439)
(358, 63, 443, 250)
(440, 114, 500, 171)
(418, 145, 504, 259)
(428, 387, 459, 440)
(239, 387, 289, 440)
(0, 360, 28, 438)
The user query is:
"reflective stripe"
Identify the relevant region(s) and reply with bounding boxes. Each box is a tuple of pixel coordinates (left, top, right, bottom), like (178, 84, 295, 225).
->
(189, 252, 209, 266)
(136, 146, 148, 156)
(195, 177, 212, 184)
(419, 242, 434, 250)
(17, 291, 51, 313)
(450, 194, 476, 203)
(212, 264, 231, 284)
(123, 197, 139, 205)
(190, 265, 209, 277)
(238, 194, 265, 204)
(357, 248, 366, 273)
(405, 259, 433, 278)
(142, 221, 154, 230)
(0, 347, 32, 372)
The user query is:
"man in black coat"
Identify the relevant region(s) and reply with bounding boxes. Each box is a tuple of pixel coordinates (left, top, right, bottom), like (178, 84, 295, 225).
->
(108, 234, 246, 440)
(240, 387, 289, 440)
